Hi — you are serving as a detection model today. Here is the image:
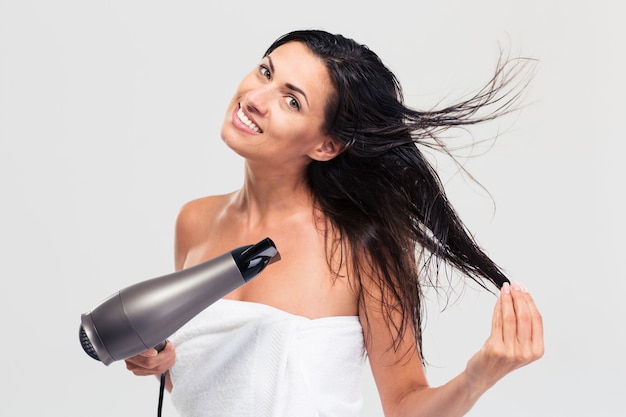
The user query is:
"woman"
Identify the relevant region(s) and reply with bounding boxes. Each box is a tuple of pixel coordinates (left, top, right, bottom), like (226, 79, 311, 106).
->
(126, 30, 543, 416)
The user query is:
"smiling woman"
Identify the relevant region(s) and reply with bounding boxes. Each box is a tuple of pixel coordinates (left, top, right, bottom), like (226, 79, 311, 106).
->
(222, 42, 337, 169)
(124, 29, 543, 417)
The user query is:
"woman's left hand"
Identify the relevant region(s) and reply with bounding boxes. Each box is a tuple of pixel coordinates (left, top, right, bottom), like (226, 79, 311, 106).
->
(465, 281, 544, 390)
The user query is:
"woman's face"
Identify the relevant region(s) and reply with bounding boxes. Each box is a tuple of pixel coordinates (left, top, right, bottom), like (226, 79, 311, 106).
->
(221, 41, 336, 169)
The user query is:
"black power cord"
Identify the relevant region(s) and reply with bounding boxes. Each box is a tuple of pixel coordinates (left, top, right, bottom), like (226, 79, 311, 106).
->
(155, 340, 169, 417)
(157, 372, 166, 417)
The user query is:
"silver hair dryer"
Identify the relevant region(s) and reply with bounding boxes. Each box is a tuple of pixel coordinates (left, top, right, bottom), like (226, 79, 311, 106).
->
(79, 237, 279, 365)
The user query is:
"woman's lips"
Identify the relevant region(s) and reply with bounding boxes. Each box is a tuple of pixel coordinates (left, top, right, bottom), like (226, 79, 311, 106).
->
(234, 104, 262, 134)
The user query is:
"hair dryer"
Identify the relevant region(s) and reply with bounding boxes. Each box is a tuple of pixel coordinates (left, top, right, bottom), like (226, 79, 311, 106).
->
(79, 237, 279, 365)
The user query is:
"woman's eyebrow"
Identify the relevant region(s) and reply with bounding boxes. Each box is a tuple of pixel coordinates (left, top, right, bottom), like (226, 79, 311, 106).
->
(285, 83, 309, 107)
(266, 55, 310, 108)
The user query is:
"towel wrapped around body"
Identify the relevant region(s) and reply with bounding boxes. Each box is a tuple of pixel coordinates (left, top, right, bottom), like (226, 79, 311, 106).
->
(169, 299, 366, 417)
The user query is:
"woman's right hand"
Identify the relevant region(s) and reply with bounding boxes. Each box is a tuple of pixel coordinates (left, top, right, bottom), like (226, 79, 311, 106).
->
(125, 341, 176, 377)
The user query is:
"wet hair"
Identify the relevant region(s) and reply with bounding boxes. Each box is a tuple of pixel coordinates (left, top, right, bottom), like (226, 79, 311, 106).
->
(265, 30, 532, 359)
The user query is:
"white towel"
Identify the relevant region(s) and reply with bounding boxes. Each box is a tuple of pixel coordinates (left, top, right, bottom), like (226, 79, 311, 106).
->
(169, 299, 366, 417)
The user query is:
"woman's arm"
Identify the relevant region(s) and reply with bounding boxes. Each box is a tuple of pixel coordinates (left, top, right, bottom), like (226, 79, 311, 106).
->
(364, 281, 543, 417)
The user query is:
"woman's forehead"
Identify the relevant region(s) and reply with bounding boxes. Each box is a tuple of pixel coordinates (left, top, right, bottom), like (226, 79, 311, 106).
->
(265, 42, 333, 108)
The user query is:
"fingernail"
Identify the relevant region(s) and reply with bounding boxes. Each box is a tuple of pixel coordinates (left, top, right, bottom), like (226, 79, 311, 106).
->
(511, 281, 522, 292)
(502, 282, 511, 294)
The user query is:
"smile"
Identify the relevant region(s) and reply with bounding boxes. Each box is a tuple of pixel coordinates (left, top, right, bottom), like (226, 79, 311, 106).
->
(237, 104, 262, 133)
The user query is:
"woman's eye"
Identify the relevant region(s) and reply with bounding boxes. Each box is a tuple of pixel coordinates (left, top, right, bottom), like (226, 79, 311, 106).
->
(285, 96, 301, 110)
(259, 65, 271, 79)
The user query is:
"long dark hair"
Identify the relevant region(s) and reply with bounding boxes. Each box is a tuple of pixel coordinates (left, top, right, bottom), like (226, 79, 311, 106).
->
(265, 30, 532, 358)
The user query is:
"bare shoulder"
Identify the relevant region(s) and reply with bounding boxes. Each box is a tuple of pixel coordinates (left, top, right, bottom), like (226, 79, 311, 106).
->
(174, 193, 234, 269)
(176, 194, 231, 228)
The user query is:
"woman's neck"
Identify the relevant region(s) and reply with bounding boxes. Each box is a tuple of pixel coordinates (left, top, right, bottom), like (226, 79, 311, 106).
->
(230, 161, 315, 228)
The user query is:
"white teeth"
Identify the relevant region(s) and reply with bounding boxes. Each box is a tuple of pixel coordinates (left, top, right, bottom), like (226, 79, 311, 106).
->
(237, 105, 261, 133)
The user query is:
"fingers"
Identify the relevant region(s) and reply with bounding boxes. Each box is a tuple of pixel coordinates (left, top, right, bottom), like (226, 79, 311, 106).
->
(499, 282, 516, 347)
(125, 342, 176, 376)
(523, 287, 545, 358)
(490, 289, 503, 342)
(497, 281, 544, 364)
(510, 283, 532, 345)
(467, 282, 544, 387)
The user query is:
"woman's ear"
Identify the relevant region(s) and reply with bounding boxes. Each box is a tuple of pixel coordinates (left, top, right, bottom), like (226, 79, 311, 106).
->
(309, 137, 345, 162)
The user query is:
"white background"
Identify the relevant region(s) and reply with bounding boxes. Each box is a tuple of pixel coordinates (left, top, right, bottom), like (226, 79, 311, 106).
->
(1, 1, 624, 416)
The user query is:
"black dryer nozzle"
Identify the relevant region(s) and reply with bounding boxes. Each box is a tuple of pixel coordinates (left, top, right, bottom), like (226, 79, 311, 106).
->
(233, 237, 280, 281)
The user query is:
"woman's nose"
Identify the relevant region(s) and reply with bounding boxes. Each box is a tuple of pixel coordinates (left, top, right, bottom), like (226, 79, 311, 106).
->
(243, 87, 270, 115)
